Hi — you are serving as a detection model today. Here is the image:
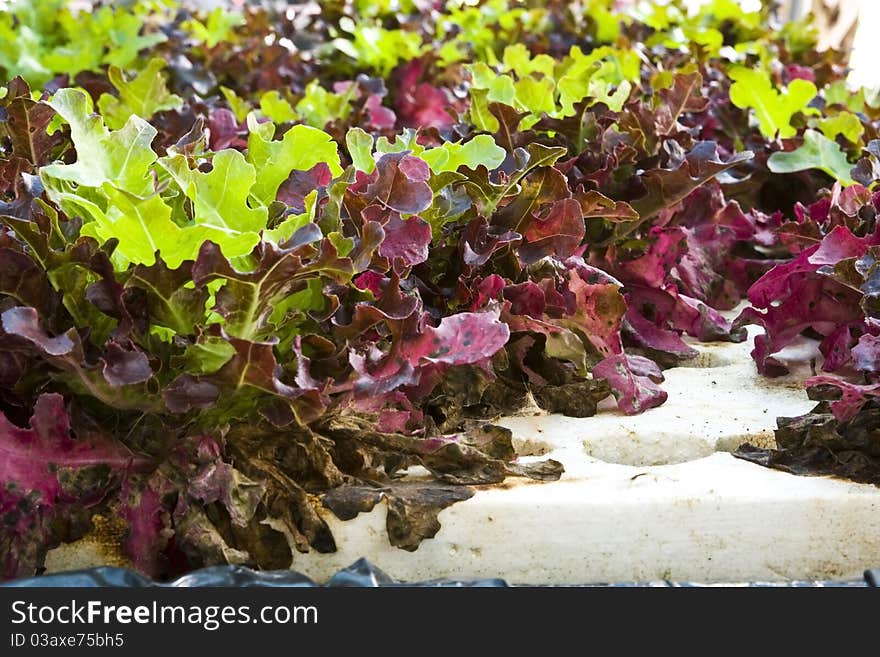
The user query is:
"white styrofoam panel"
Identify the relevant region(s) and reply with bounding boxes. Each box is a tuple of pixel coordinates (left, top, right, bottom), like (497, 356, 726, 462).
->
(290, 453, 880, 584)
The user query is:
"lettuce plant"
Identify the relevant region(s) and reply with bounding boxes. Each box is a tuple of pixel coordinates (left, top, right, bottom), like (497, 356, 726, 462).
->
(1, 0, 879, 579)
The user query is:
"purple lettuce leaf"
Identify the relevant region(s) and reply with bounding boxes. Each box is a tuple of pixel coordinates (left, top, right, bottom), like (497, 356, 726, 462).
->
(460, 216, 521, 268)
(736, 225, 877, 374)
(406, 307, 510, 367)
(593, 353, 667, 415)
(518, 198, 585, 264)
(377, 214, 432, 269)
(120, 434, 265, 577)
(394, 59, 455, 131)
(804, 375, 880, 422)
(1, 306, 161, 410)
(354, 151, 433, 215)
(0, 77, 69, 166)
(626, 141, 754, 231)
(277, 163, 333, 213)
(1, 394, 148, 578)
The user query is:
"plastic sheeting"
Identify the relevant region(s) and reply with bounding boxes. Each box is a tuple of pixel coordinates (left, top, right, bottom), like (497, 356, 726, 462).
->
(2, 559, 877, 587)
(1, 559, 506, 587)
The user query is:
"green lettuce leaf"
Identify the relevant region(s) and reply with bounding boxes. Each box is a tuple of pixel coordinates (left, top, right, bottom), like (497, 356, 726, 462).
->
(419, 135, 506, 173)
(729, 66, 817, 139)
(159, 150, 268, 263)
(246, 114, 342, 206)
(41, 88, 157, 196)
(97, 58, 183, 130)
(767, 129, 854, 184)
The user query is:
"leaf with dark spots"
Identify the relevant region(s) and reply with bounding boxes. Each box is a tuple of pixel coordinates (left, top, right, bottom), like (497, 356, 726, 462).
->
(518, 198, 585, 264)
(406, 307, 510, 368)
(628, 284, 742, 345)
(504, 281, 547, 318)
(593, 353, 667, 415)
(361, 151, 433, 215)
(0, 163, 45, 221)
(560, 262, 627, 358)
(1, 394, 142, 503)
(0, 156, 30, 195)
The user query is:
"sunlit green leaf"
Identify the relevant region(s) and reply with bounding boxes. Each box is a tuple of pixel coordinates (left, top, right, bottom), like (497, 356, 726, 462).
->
(767, 129, 854, 184)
